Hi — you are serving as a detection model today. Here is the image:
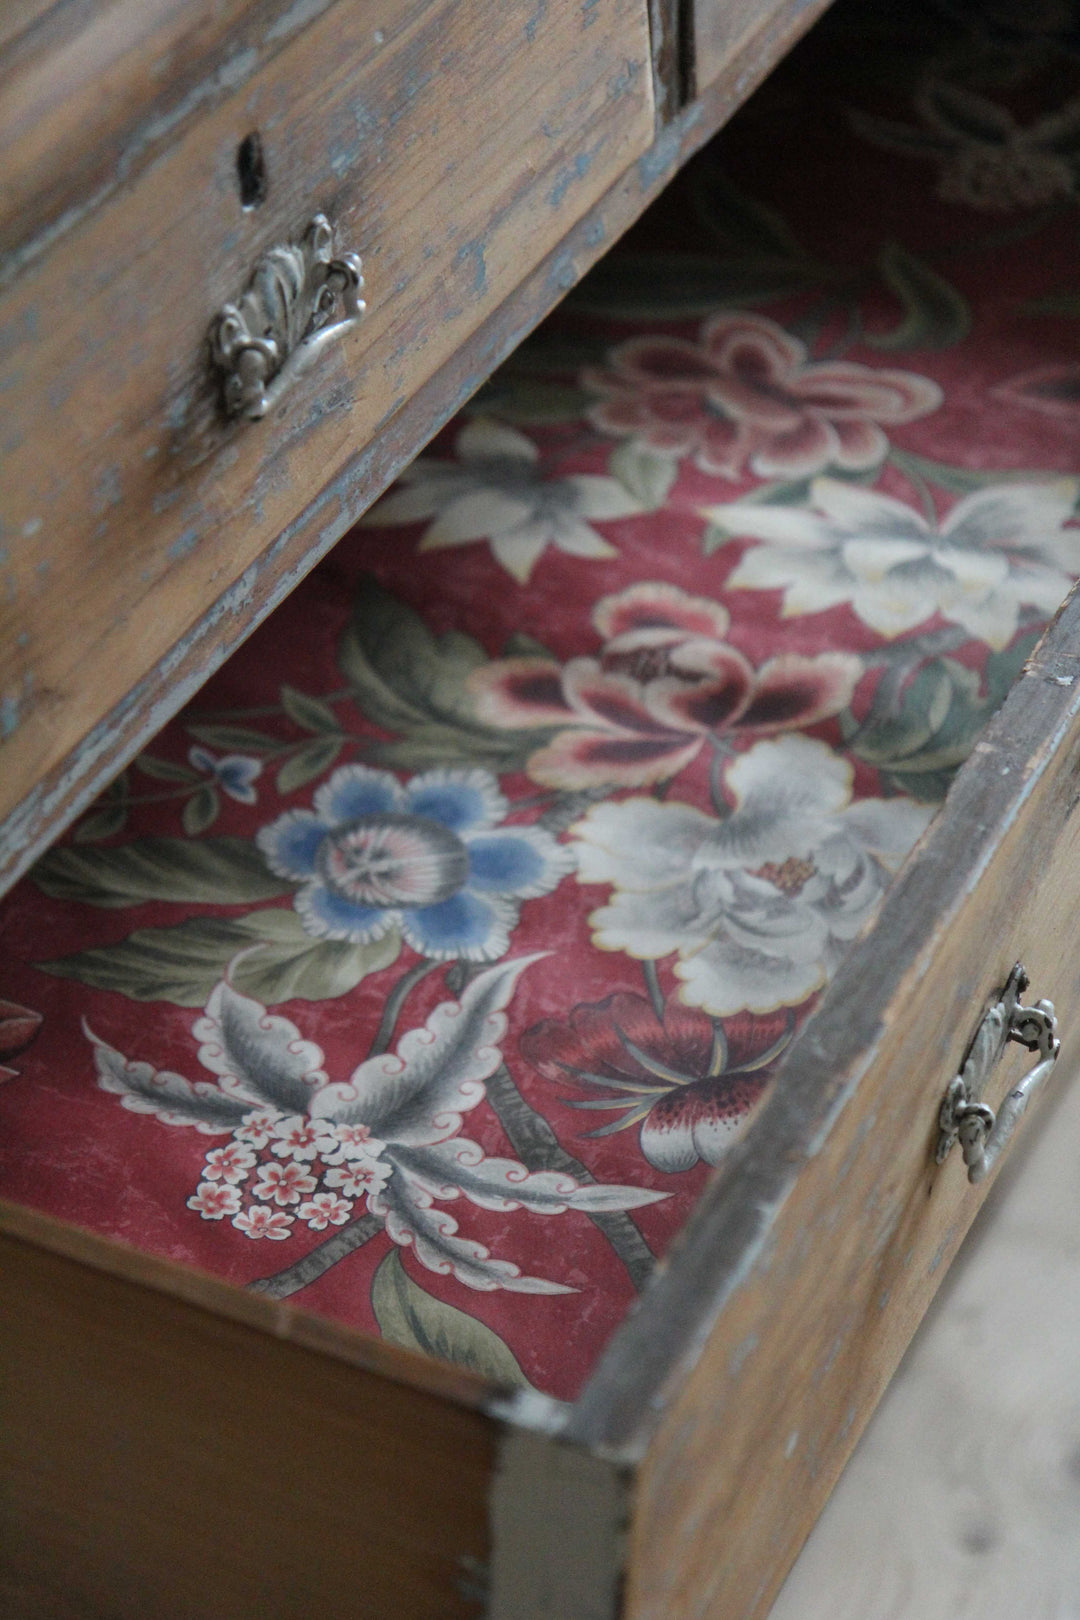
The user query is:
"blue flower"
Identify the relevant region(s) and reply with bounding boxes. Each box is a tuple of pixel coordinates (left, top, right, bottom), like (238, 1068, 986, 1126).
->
(256, 765, 574, 962)
(188, 746, 263, 804)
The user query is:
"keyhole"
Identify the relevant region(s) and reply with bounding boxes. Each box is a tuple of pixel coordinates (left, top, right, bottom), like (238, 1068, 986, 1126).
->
(237, 132, 267, 209)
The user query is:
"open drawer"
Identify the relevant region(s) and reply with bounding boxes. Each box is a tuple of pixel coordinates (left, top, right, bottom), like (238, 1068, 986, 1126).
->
(3, 2, 1080, 1615)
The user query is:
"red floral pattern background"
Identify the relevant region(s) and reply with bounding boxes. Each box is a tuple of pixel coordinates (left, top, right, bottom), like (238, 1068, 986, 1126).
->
(3, 0, 1080, 1401)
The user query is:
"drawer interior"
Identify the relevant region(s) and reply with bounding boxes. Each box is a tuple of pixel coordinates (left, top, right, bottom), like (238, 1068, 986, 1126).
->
(4, 0, 1080, 1408)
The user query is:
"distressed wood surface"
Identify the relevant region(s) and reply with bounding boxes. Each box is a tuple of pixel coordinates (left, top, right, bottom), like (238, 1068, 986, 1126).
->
(691, 0, 831, 94)
(0, 1225, 496, 1619)
(0, 0, 654, 854)
(768, 1052, 1080, 1620)
(581, 593, 1080, 1617)
(0, 0, 833, 894)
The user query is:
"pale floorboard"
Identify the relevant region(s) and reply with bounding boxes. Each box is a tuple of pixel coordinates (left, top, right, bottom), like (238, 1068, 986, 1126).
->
(768, 1054, 1080, 1620)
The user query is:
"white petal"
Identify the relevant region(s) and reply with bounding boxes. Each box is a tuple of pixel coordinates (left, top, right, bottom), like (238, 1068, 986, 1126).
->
(551, 518, 619, 561)
(675, 938, 827, 1017)
(841, 536, 934, 581)
(457, 418, 539, 464)
(944, 590, 1021, 650)
(566, 474, 645, 520)
(725, 736, 853, 819)
(571, 798, 717, 889)
(809, 476, 930, 538)
(489, 523, 554, 583)
(701, 504, 839, 548)
(943, 479, 1080, 552)
(421, 488, 536, 547)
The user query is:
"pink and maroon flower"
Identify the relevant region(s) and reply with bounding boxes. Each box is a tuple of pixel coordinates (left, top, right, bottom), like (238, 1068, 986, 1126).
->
(582, 313, 941, 480)
(468, 581, 860, 789)
(522, 992, 794, 1172)
(201, 1142, 257, 1185)
(252, 1160, 318, 1207)
(187, 1182, 242, 1220)
(298, 1192, 354, 1230)
(232, 1205, 295, 1240)
(994, 364, 1080, 422)
(0, 997, 43, 1083)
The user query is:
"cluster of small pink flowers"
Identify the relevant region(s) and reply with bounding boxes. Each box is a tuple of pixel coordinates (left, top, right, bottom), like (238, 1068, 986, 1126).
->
(186, 1108, 390, 1239)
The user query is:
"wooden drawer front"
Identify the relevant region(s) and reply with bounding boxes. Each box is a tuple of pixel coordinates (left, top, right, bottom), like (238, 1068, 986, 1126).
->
(0, 0, 654, 836)
(691, 0, 834, 94)
(585, 610, 1080, 1617)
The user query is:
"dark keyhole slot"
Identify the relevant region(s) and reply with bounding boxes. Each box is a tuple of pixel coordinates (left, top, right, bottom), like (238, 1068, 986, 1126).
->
(237, 132, 267, 209)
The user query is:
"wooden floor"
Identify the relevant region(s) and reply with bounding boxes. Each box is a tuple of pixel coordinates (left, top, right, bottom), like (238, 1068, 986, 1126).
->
(769, 1053, 1080, 1620)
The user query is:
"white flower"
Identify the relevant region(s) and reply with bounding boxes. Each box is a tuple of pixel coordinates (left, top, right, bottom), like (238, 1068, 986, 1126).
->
(298, 1193, 354, 1230)
(361, 419, 643, 583)
(570, 735, 933, 1016)
(187, 1182, 241, 1220)
(712, 477, 1080, 650)
(87, 960, 667, 1294)
(233, 1206, 294, 1240)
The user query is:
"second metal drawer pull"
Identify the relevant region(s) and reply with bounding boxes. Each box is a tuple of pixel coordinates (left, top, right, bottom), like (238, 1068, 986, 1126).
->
(210, 214, 365, 419)
(936, 962, 1059, 1184)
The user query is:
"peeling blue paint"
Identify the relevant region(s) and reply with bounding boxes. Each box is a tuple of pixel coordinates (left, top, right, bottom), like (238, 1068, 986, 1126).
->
(168, 527, 200, 561)
(609, 58, 641, 99)
(91, 466, 122, 515)
(549, 252, 577, 291)
(639, 123, 683, 188)
(455, 240, 488, 298)
(584, 216, 606, 247)
(1, 695, 19, 739)
(22, 517, 41, 538)
(548, 149, 594, 209)
(582, 0, 601, 25)
(525, 0, 547, 42)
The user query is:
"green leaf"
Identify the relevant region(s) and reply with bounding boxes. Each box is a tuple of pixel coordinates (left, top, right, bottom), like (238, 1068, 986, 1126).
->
(276, 738, 343, 794)
(696, 173, 808, 259)
(31, 837, 295, 909)
(609, 440, 678, 509)
(569, 250, 825, 319)
(73, 802, 129, 843)
(38, 909, 401, 1006)
(868, 243, 971, 351)
(182, 784, 220, 836)
(1021, 291, 1080, 320)
(338, 578, 543, 770)
(470, 378, 591, 424)
(502, 632, 558, 661)
(136, 754, 199, 784)
(371, 1249, 533, 1389)
(280, 686, 342, 736)
(184, 724, 281, 753)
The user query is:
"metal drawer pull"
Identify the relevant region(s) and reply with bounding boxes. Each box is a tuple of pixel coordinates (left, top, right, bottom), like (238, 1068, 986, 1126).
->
(936, 963, 1059, 1184)
(210, 214, 365, 419)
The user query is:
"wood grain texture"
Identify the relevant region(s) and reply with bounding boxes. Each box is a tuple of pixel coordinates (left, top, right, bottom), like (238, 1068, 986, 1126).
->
(0, 0, 836, 894)
(768, 1055, 1080, 1620)
(0, 0, 654, 846)
(0, 1224, 497, 1619)
(604, 593, 1080, 1617)
(691, 0, 831, 94)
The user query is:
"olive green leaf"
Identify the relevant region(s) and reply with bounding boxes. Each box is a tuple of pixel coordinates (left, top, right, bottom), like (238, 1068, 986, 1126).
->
(38, 908, 400, 1006)
(280, 686, 342, 736)
(843, 636, 1039, 800)
(276, 738, 343, 794)
(184, 724, 281, 753)
(182, 784, 220, 836)
(136, 755, 200, 784)
(609, 440, 678, 509)
(32, 836, 295, 908)
(470, 376, 592, 423)
(337, 578, 548, 771)
(868, 243, 971, 350)
(371, 1248, 534, 1390)
(569, 250, 825, 319)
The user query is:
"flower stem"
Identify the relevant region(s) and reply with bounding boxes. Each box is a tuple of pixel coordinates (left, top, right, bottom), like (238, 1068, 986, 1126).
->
(366, 959, 446, 1059)
(642, 959, 666, 1023)
(485, 1062, 656, 1291)
(247, 1213, 383, 1299)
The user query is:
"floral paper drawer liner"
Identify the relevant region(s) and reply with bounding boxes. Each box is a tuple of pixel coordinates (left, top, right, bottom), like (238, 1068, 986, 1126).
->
(3, 0, 1080, 1401)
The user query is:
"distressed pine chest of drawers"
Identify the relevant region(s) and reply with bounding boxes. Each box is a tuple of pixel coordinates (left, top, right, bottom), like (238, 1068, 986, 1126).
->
(3, 1, 1080, 1617)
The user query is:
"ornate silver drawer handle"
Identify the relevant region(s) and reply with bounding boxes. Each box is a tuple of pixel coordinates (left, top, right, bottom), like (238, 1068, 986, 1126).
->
(210, 214, 365, 420)
(936, 962, 1059, 1185)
